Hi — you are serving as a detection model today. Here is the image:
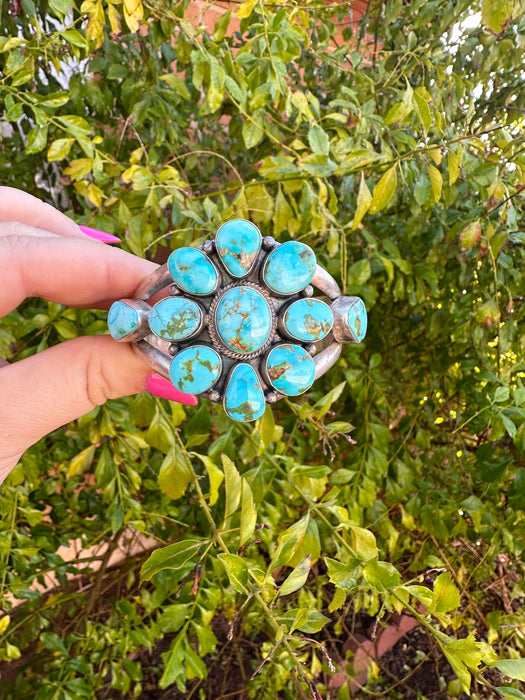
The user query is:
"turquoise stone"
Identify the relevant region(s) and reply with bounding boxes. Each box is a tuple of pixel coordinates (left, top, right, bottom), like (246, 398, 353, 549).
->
(283, 299, 333, 342)
(216, 219, 261, 278)
(347, 298, 367, 342)
(265, 344, 315, 396)
(168, 248, 218, 295)
(170, 345, 221, 394)
(149, 298, 202, 340)
(215, 286, 272, 354)
(224, 364, 266, 422)
(263, 241, 316, 295)
(108, 301, 139, 340)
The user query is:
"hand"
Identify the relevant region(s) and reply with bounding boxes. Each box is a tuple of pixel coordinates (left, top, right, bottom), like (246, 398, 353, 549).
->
(0, 187, 196, 482)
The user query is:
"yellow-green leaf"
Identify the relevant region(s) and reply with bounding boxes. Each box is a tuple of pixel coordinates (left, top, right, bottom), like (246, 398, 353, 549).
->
(195, 455, 223, 506)
(218, 553, 249, 593)
(490, 658, 525, 682)
(222, 454, 241, 518)
(427, 163, 442, 203)
(427, 572, 461, 614)
(239, 478, 256, 546)
(214, 8, 232, 42)
(482, 0, 514, 33)
(280, 554, 311, 596)
(67, 444, 96, 478)
(413, 89, 431, 133)
(369, 166, 397, 214)
(459, 220, 482, 251)
(158, 447, 193, 500)
(47, 137, 75, 162)
(448, 148, 461, 185)
(351, 174, 372, 230)
(140, 539, 204, 582)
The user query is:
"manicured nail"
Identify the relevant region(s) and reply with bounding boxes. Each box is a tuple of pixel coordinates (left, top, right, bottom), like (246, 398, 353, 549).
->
(79, 225, 121, 244)
(145, 372, 198, 406)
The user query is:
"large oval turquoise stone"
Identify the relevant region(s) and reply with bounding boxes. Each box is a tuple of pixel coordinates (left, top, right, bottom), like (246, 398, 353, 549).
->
(265, 344, 315, 396)
(283, 299, 333, 342)
(149, 298, 202, 340)
(347, 298, 367, 342)
(263, 241, 316, 295)
(215, 286, 272, 354)
(168, 248, 218, 295)
(108, 301, 139, 340)
(170, 345, 221, 394)
(224, 364, 266, 422)
(216, 219, 261, 278)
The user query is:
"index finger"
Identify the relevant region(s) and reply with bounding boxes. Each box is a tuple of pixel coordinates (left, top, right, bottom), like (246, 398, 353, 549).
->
(0, 186, 87, 238)
(0, 226, 157, 316)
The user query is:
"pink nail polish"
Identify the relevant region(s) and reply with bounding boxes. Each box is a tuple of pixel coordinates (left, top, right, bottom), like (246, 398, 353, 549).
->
(145, 373, 198, 406)
(79, 225, 121, 244)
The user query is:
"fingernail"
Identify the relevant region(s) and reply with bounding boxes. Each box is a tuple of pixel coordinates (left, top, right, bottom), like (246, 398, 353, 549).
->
(79, 225, 121, 244)
(146, 372, 198, 406)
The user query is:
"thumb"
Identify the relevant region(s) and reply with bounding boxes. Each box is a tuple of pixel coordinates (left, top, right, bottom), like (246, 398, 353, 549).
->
(0, 335, 192, 477)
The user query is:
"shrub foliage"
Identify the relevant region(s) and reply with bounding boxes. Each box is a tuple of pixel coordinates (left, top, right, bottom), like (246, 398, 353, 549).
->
(0, 0, 524, 697)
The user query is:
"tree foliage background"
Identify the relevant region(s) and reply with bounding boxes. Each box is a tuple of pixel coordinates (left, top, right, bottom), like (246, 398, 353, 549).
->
(0, 0, 524, 697)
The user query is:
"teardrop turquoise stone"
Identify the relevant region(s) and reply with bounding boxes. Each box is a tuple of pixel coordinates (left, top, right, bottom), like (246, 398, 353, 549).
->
(108, 301, 139, 340)
(263, 241, 316, 295)
(168, 248, 218, 295)
(283, 299, 333, 342)
(215, 286, 272, 354)
(216, 219, 261, 278)
(265, 344, 315, 396)
(224, 364, 266, 422)
(170, 345, 221, 394)
(149, 297, 202, 340)
(347, 298, 367, 342)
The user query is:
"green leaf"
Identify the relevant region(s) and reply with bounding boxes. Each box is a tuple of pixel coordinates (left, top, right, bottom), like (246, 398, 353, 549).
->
(491, 659, 525, 681)
(158, 447, 193, 500)
(218, 553, 249, 593)
(364, 560, 401, 591)
(496, 688, 525, 700)
(275, 609, 329, 634)
(26, 125, 48, 154)
(482, 0, 514, 33)
(40, 631, 68, 656)
(57, 115, 91, 138)
(140, 539, 204, 582)
(325, 557, 359, 591)
(159, 74, 191, 100)
(369, 166, 397, 214)
(270, 514, 309, 569)
(384, 83, 413, 125)
(242, 119, 264, 149)
(427, 572, 461, 614)
(239, 477, 256, 546)
(279, 554, 311, 596)
(308, 124, 329, 155)
(351, 174, 372, 230)
(441, 635, 497, 694)
(299, 153, 337, 177)
(349, 526, 378, 561)
(213, 8, 232, 42)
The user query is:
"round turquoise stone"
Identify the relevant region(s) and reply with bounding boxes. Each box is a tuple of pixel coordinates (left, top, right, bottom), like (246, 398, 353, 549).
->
(224, 364, 266, 422)
(168, 248, 218, 295)
(215, 286, 272, 354)
(108, 301, 139, 340)
(170, 345, 221, 394)
(263, 241, 316, 295)
(347, 298, 367, 342)
(149, 297, 202, 340)
(283, 298, 333, 342)
(265, 344, 315, 396)
(216, 219, 261, 278)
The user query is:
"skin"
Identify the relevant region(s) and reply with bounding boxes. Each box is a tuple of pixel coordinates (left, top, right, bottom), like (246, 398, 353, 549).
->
(0, 187, 159, 482)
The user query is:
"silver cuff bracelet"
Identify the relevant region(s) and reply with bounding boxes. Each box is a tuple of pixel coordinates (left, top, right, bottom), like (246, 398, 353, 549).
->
(108, 219, 367, 423)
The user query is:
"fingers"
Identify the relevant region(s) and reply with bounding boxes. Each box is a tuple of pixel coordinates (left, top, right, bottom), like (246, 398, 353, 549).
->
(0, 336, 158, 459)
(0, 187, 87, 238)
(0, 226, 157, 316)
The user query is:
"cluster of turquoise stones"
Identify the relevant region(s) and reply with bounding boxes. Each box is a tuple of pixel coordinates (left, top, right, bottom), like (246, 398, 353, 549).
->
(108, 219, 367, 422)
